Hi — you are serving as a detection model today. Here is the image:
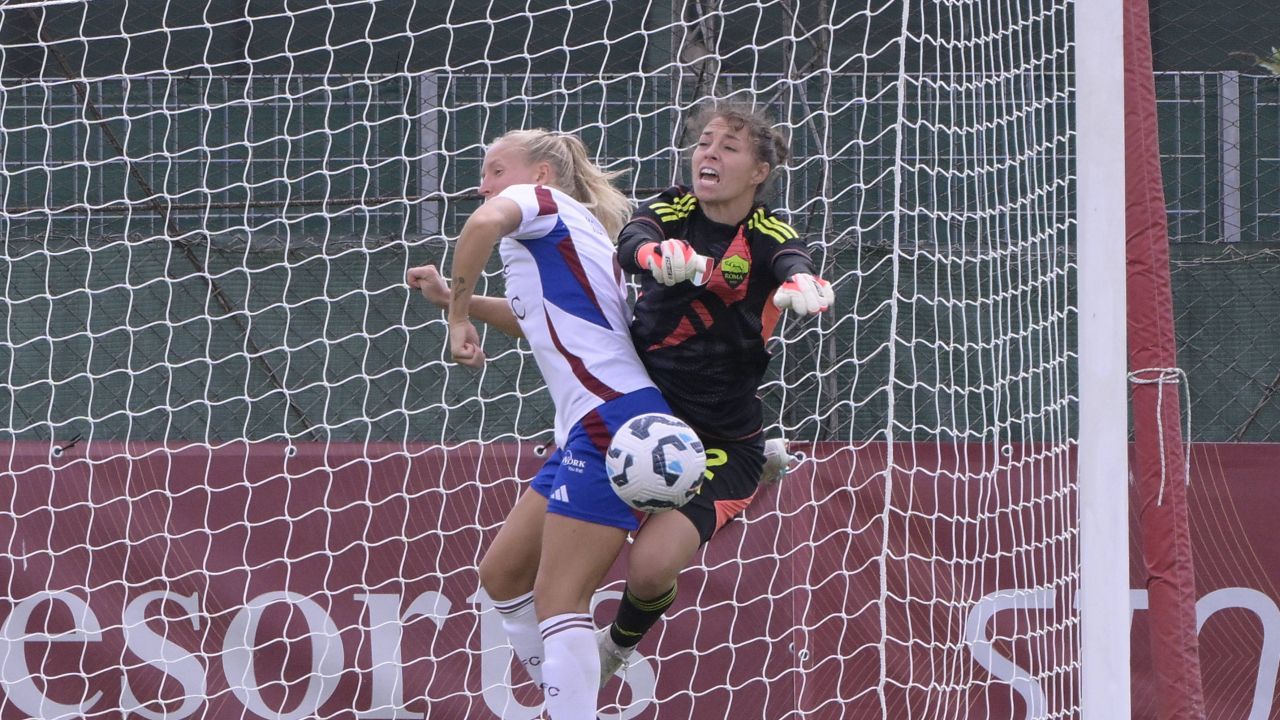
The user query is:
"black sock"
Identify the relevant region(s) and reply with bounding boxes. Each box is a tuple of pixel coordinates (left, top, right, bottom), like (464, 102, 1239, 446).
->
(608, 583, 678, 648)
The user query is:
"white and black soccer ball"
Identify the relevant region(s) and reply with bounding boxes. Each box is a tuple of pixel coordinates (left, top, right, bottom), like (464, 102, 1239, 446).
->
(606, 413, 706, 512)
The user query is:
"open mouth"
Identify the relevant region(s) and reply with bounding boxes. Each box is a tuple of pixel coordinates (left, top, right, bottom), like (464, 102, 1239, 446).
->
(697, 167, 721, 185)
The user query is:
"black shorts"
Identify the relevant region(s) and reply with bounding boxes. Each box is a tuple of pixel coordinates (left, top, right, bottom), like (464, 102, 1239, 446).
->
(677, 434, 766, 545)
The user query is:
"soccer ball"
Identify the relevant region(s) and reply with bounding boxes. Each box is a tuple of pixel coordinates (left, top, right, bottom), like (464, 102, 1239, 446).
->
(606, 413, 706, 512)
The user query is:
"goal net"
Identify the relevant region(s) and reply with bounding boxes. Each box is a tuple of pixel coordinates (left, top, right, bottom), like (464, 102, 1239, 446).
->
(0, 1, 1080, 718)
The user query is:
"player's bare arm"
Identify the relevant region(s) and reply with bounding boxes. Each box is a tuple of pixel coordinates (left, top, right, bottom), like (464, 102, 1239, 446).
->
(407, 263, 524, 337)
(447, 197, 522, 367)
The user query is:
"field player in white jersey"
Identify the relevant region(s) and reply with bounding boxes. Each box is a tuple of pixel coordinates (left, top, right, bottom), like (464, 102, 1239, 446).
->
(420, 129, 670, 720)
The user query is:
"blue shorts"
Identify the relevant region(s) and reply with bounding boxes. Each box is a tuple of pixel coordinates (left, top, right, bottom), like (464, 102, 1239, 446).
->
(531, 387, 672, 531)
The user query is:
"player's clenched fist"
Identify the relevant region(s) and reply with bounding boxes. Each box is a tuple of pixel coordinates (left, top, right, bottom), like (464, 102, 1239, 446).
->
(406, 264, 451, 309)
(448, 319, 486, 368)
(636, 239, 713, 286)
(773, 273, 835, 316)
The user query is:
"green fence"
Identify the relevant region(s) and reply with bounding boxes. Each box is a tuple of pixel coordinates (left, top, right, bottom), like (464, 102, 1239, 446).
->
(1, 72, 1277, 443)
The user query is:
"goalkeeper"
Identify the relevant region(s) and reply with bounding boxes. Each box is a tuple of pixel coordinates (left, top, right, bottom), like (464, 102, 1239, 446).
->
(595, 98, 834, 683)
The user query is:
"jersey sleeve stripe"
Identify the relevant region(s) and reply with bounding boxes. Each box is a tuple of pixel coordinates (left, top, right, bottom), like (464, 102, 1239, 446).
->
(535, 185, 558, 216)
(648, 193, 697, 222)
(749, 210, 800, 243)
(762, 215, 799, 239)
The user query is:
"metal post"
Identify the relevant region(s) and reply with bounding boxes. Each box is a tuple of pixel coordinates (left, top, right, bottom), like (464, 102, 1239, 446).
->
(417, 73, 439, 237)
(1220, 71, 1242, 243)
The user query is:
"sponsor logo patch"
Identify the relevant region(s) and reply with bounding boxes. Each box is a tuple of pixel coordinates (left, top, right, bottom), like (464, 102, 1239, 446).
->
(563, 451, 587, 472)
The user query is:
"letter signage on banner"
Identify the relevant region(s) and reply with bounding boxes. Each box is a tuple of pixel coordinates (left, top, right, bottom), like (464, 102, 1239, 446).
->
(120, 591, 206, 720)
(354, 591, 452, 719)
(222, 592, 345, 720)
(1, 441, 1279, 717)
(1, 592, 104, 718)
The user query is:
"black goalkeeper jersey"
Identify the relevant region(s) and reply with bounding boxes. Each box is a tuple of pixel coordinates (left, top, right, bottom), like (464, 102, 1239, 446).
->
(619, 186, 814, 440)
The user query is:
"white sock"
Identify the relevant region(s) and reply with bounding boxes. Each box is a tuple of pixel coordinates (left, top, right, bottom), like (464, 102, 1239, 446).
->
(492, 592, 544, 685)
(538, 613, 600, 720)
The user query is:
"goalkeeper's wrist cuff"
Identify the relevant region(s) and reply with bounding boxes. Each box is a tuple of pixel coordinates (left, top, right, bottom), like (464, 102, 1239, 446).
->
(635, 242, 659, 270)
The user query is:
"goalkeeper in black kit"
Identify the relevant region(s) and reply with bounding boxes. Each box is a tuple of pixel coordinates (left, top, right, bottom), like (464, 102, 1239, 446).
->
(597, 98, 836, 683)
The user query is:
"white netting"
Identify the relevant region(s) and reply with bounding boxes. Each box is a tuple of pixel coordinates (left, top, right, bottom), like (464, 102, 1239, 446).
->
(0, 1, 1078, 718)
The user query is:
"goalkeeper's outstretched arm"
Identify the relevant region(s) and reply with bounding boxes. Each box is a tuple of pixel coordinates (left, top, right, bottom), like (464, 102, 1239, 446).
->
(617, 218, 713, 287)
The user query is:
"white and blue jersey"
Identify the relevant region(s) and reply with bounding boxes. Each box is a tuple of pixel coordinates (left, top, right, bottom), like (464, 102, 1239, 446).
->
(496, 184, 671, 530)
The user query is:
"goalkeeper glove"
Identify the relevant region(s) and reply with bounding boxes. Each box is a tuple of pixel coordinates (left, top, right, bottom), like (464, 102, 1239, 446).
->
(760, 437, 798, 486)
(773, 273, 835, 316)
(636, 239, 714, 286)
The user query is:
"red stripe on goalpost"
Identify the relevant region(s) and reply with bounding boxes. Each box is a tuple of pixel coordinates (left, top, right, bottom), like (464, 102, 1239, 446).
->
(1124, 0, 1206, 716)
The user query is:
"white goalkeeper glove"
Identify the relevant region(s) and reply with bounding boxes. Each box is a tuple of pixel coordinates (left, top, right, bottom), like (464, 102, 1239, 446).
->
(773, 273, 835, 316)
(760, 437, 799, 486)
(637, 240, 714, 286)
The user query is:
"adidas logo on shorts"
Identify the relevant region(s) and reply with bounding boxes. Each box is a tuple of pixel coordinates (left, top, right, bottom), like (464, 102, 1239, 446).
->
(551, 486, 570, 503)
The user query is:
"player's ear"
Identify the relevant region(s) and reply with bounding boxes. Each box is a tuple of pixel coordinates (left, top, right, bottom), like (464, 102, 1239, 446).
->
(751, 161, 771, 187)
(534, 161, 554, 185)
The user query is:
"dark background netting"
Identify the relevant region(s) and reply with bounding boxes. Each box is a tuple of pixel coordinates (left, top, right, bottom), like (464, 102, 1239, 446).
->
(0, 0, 1275, 443)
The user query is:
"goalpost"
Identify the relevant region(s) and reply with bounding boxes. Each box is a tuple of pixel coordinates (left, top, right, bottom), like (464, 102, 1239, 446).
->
(1075, 0, 1132, 717)
(0, 1, 1129, 717)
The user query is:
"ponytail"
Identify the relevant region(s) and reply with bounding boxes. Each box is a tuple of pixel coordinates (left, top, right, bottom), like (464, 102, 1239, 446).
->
(556, 134, 633, 240)
(494, 129, 633, 240)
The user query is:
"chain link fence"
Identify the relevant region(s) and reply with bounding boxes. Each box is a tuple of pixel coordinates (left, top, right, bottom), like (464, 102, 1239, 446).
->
(1, 14, 1277, 444)
(1, 68, 1075, 445)
(2, 69, 1277, 443)
(1160, 70, 1280, 441)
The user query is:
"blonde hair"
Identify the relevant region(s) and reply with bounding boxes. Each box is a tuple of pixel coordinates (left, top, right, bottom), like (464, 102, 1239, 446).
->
(493, 129, 633, 239)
